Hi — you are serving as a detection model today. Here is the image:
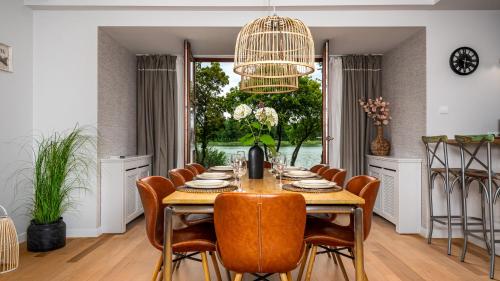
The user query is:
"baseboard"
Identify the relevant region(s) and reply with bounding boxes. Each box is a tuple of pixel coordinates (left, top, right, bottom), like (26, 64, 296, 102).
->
(66, 227, 102, 238)
(18, 232, 27, 243)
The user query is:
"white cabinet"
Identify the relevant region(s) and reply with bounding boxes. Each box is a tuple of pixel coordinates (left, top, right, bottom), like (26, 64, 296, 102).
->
(101, 155, 152, 233)
(366, 155, 422, 234)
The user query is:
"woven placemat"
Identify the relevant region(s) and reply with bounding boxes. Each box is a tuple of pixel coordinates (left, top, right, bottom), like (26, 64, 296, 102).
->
(177, 185, 238, 193)
(282, 184, 342, 193)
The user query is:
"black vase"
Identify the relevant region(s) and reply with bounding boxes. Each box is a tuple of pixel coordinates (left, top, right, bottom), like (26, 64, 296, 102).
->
(248, 143, 264, 179)
(27, 217, 66, 252)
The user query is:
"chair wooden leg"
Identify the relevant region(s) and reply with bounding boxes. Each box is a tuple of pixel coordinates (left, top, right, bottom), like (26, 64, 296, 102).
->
(226, 269, 232, 281)
(151, 254, 163, 281)
(305, 245, 317, 281)
(336, 253, 349, 281)
(287, 272, 292, 280)
(296, 244, 311, 281)
(201, 252, 212, 281)
(233, 273, 243, 281)
(209, 251, 222, 281)
(280, 273, 289, 281)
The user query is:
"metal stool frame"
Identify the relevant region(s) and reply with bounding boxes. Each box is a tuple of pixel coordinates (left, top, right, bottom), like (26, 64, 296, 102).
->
(423, 135, 467, 255)
(456, 134, 499, 279)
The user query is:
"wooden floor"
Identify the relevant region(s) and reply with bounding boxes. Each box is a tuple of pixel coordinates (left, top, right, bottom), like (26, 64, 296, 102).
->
(3, 216, 500, 281)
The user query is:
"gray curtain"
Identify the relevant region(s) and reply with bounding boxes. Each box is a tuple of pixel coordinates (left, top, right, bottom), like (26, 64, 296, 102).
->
(137, 55, 178, 176)
(340, 55, 381, 177)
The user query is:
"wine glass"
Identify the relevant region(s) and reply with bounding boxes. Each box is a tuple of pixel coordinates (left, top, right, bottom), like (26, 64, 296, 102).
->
(230, 153, 241, 165)
(236, 160, 247, 190)
(237, 150, 246, 161)
(270, 152, 281, 173)
(275, 154, 287, 188)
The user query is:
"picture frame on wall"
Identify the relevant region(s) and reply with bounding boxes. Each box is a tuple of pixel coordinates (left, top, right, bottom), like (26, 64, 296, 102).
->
(0, 43, 13, 72)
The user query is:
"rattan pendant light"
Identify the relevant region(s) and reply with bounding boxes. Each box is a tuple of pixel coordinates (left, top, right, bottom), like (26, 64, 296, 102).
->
(234, 14, 315, 79)
(240, 75, 298, 94)
(0, 205, 19, 274)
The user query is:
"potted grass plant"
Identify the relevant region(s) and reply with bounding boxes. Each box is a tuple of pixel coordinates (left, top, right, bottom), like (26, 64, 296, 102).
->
(27, 126, 93, 252)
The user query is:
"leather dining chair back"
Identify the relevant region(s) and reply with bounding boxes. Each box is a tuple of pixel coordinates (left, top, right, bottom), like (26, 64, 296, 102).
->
(136, 176, 176, 251)
(309, 164, 326, 173)
(189, 163, 206, 174)
(345, 175, 380, 239)
(214, 193, 306, 279)
(264, 161, 272, 169)
(185, 164, 199, 175)
(169, 168, 195, 187)
(316, 166, 329, 176)
(321, 168, 347, 186)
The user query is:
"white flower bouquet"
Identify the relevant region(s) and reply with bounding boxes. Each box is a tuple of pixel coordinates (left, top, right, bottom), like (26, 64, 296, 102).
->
(232, 103, 278, 150)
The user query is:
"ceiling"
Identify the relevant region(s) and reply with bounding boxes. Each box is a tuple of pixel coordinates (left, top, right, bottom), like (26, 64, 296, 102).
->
(26, 0, 500, 10)
(102, 26, 424, 56)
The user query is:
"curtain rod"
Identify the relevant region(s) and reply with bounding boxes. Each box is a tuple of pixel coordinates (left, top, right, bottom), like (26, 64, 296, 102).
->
(331, 54, 383, 57)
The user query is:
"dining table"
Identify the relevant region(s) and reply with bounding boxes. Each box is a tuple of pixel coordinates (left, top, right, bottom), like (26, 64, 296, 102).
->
(161, 170, 366, 281)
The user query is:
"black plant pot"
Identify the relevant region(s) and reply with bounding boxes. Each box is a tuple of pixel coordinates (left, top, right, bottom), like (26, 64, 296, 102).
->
(27, 217, 66, 252)
(248, 143, 264, 179)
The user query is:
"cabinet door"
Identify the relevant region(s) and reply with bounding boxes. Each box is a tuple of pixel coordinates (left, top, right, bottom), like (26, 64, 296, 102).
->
(381, 171, 397, 223)
(125, 169, 140, 223)
(368, 166, 383, 214)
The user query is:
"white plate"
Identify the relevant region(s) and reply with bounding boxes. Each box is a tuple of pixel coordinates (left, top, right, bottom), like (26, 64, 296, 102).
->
(285, 166, 303, 171)
(211, 165, 234, 171)
(185, 180, 230, 189)
(284, 171, 316, 178)
(197, 172, 232, 180)
(292, 180, 336, 189)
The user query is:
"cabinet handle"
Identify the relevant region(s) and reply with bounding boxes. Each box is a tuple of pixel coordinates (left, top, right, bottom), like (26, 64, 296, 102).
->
(384, 168, 397, 172)
(369, 164, 382, 169)
(138, 164, 149, 169)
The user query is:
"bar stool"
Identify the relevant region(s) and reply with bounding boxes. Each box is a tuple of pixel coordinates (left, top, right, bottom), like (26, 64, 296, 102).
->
(455, 134, 500, 279)
(422, 135, 467, 255)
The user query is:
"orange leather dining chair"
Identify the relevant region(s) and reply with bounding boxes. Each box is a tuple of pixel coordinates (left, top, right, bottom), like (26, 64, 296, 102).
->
(168, 168, 195, 187)
(264, 160, 272, 169)
(321, 168, 347, 187)
(309, 164, 326, 173)
(168, 169, 213, 226)
(297, 175, 380, 281)
(316, 166, 330, 176)
(136, 176, 222, 281)
(188, 162, 206, 174)
(214, 193, 307, 281)
(185, 164, 200, 175)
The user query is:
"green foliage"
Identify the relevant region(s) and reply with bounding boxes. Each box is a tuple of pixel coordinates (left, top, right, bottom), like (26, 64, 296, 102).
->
(192, 62, 230, 164)
(195, 146, 227, 167)
(32, 126, 94, 224)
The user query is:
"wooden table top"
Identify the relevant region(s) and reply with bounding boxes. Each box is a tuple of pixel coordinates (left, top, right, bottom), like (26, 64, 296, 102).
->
(447, 136, 500, 145)
(162, 171, 364, 205)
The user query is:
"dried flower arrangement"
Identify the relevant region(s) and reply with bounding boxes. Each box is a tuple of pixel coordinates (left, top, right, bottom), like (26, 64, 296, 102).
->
(359, 97, 392, 126)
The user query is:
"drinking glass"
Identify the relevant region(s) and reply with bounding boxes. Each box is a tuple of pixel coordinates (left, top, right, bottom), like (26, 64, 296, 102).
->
(230, 153, 241, 165)
(235, 160, 247, 190)
(237, 150, 246, 161)
(270, 152, 281, 173)
(275, 154, 287, 188)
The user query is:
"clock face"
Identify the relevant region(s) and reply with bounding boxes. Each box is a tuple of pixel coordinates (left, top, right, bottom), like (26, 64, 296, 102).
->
(449, 47, 479, 75)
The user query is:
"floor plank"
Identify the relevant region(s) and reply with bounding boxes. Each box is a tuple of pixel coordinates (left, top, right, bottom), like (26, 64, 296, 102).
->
(2, 215, 500, 281)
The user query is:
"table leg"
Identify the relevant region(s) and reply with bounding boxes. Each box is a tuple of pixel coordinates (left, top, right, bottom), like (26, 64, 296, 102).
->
(354, 207, 365, 281)
(163, 207, 173, 281)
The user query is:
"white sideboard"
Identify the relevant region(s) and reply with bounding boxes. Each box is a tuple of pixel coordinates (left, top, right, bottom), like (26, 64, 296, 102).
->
(366, 155, 422, 234)
(101, 155, 152, 233)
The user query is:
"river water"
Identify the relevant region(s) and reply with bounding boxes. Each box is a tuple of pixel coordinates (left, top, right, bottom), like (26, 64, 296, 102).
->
(212, 145, 322, 169)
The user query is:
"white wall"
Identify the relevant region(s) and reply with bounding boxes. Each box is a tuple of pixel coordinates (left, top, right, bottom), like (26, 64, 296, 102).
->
(0, 0, 33, 242)
(30, 8, 500, 236)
